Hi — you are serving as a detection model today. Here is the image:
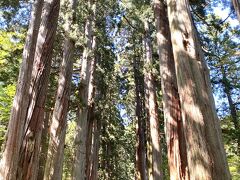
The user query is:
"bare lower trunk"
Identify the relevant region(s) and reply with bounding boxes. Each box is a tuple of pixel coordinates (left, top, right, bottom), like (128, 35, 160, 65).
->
(38, 111, 50, 180)
(154, 1, 189, 179)
(167, 0, 230, 179)
(232, 0, 240, 22)
(86, 106, 95, 179)
(0, 0, 43, 179)
(89, 118, 101, 180)
(143, 20, 163, 180)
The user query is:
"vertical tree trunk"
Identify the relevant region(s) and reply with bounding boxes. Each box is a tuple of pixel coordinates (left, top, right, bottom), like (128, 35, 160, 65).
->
(37, 111, 50, 180)
(86, 106, 95, 179)
(73, 1, 96, 179)
(143, 20, 163, 180)
(133, 55, 147, 180)
(43, 0, 77, 178)
(17, 0, 60, 178)
(44, 33, 74, 180)
(232, 0, 240, 22)
(221, 66, 240, 154)
(85, 36, 97, 179)
(89, 118, 101, 180)
(143, 33, 153, 180)
(0, 0, 43, 179)
(154, 1, 189, 179)
(167, 0, 231, 179)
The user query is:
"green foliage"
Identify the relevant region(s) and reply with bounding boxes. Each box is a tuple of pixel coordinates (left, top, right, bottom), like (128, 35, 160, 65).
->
(0, 84, 16, 152)
(221, 116, 240, 179)
(0, 30, 24, 85)
(62, 121, 76, 179)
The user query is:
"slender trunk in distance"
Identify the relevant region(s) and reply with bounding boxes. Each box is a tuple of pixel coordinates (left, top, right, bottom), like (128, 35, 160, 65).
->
(44, 0, 77, 178)
(143, 20, 163, 180)
(133, 55, 147, 180)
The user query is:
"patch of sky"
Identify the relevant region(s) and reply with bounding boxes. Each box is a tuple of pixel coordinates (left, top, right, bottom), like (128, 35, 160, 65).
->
(0, 2, 30, 29)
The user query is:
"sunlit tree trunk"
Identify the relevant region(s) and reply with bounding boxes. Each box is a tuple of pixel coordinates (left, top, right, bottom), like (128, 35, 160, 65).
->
(16, 0, 60, 178)
(143, 31, 153, 180)
(232, 0, 240, 22)
(167, 0, 231, 179)
(73, 1, 96, 179)
(85, 35, 97, 179)
(154, 1, 189, 179)
(0, 0, 43, 179)
(143, 20, 163, 180)
(43, 0, 76, 179)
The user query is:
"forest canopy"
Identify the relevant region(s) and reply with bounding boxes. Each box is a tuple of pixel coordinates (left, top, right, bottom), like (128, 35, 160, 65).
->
(0, 0, 239, 179)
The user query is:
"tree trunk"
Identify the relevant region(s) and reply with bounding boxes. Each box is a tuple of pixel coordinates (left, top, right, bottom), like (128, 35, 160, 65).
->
(133, 55, 147, 180)
(43, 0, 76, 178)
(143, 20, 163, 180)
(86, 106, 95, 179)
(0, 0, 43, 179)
(73, 1, 96, 179)
(143, 32, 153, 180)
(166, 0, 231, 179)
(221, 66, 240, 154)
(154, 1, 189, 180)
(44, 35, 74, 180)
(37, 111, 50, 180)
(232, 0, 240, 22)
(16, 0, 60, 178)
(89, 118, 101, 180)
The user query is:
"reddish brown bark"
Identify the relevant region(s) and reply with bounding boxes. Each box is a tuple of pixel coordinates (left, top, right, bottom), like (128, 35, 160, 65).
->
(154, 1, 189, 179)
(16, 0, 60, 179)
(232, 0, 240, 22)
(143, 20, 163, 180)
(0, 0, 43, 179)
(133, 56, 147, 180)
(89, 118, 101, 180)
(37, 111, 50, 180)
(167, 0, 230, 179)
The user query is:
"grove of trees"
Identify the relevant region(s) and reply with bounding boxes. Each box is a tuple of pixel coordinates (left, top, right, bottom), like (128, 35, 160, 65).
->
(0, 0, 239, 179)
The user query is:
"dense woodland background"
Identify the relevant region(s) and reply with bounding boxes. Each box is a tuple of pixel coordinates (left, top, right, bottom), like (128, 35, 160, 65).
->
(0, 0, 239, 179)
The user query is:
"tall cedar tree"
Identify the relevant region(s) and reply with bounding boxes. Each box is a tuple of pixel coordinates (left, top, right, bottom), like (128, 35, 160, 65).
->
(154, 0, 189, 179)
(73, 0, 97, 179)
(167, 0, 231, 179)
(0, 0, 60, 179)
(0, 0, 44, 179)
